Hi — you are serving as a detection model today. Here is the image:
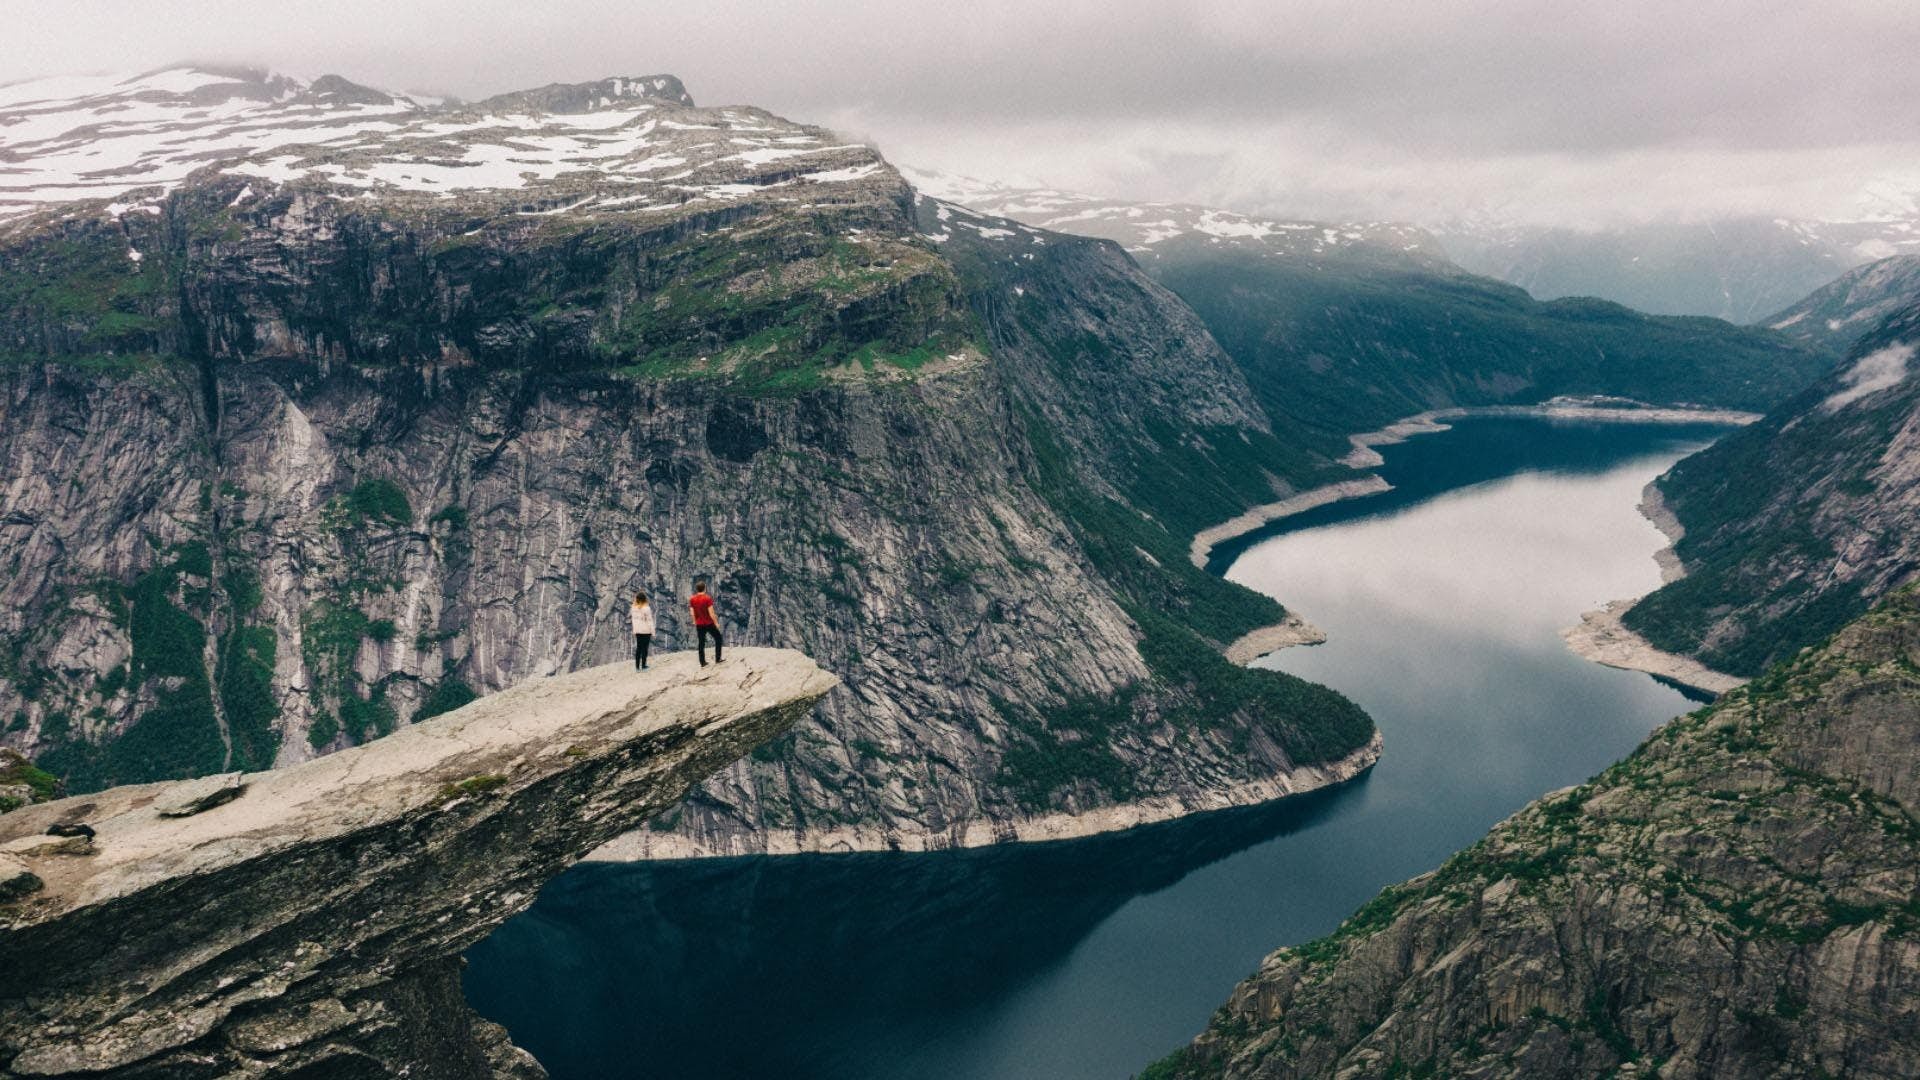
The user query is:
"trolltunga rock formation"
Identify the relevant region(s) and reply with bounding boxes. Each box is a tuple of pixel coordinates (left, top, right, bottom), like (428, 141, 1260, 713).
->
(0, 648, 835, 1078)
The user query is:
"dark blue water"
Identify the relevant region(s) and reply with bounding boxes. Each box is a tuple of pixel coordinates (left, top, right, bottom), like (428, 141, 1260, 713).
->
(465, 417, 1731, 1080)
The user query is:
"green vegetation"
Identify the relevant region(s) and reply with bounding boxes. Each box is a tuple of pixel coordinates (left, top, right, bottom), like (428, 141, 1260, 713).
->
(0, 228, 171, 359)
(1158, 590, 1920, 1079)
(39, 545, 229, 789)
(994, 690, 1141, 810)
(0, 749, 60, 812)
(440, 773, 509, 799)
(1621, 342, 1913, 675)
(216, 625, 281, 772)
(341, 478, 413, 528)
(596, 223, 983, 392)
(410, 678, 478, 724)
(1154, 252, 1836, 460)
(340, 687, 397, 742)
(988, 405, 1374, 811)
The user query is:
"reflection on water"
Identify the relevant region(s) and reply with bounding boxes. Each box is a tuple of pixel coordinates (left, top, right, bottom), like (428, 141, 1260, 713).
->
(466, 417, 1732, 1080)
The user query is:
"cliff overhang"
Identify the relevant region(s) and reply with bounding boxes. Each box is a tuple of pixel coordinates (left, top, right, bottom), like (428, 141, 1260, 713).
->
(0, 648, 835, 1078)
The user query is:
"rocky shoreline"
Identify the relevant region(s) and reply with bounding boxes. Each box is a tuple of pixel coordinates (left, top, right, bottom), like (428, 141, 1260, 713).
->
(1223, 613, 1329, 665)
(1340, 397, 1761, 467)
(1188, 476, 1394, 569)
(588, 730, 1383, 860)
(1559, 481, 1749, 695)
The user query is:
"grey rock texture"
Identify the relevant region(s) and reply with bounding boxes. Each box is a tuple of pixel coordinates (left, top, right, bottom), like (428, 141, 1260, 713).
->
(0, 71, 1378, 855)
(1623, 293, 1920, 677)
(1147, 587, 1920, 1080)
(1761, 254, 1920, 354)
(0, 648, 836, 1078)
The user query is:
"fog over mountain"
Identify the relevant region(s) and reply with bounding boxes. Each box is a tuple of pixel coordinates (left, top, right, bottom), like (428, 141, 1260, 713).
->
(6, 0, 1919, 229)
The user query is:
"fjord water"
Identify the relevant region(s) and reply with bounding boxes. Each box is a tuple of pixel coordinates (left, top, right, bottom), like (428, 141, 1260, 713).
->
(465, 417, 1729, 1080)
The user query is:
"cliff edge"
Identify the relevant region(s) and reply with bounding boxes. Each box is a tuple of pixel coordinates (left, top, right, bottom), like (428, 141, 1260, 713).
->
(0, 648, 836, 1079)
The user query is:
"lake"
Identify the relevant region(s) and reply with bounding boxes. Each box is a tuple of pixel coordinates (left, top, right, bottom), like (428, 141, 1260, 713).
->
(464, 416, 1732, 1080)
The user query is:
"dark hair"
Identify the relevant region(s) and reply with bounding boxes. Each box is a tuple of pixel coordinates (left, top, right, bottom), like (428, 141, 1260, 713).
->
(633, 592, 647, 604)
(693, 579, 708, 592)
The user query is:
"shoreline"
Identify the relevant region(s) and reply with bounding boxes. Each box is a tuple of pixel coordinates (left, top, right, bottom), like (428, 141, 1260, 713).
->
(1224, 612, 1328, 665)
(1340, 398, 1761, 468)
(587, 730, 1384, 861)
(1188, 476, 1393, 569)
(1558, 481, 1749, 696)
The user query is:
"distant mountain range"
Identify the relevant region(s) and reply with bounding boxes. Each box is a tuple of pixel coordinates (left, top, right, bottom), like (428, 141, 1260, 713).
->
(1430, 214, 1920, 324)
(908, 167, 1839, 461)
(905, 167, 1920, 325)
(902, 166, 1443, 265)
(1760, 252, 1920, 353)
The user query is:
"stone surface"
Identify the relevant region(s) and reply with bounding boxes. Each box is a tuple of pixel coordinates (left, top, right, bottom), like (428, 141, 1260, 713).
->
(1150, 587, 1920, 1080)
(1560, 600, 1747, 695)
(0, 833, 91, 858)
(152, 772, 247, 817)
(1560, 482, 1749, 696)
(0, 648, 835, 1078)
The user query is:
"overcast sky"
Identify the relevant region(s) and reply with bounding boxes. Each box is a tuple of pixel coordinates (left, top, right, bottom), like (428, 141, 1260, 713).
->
(7, 0, 1919, 226)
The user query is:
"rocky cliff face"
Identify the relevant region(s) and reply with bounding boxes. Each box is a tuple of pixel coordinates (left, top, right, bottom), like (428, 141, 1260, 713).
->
(0, 648, 837, 1078)
(0, 68, 1378, 855)
(1761, 253, 1920, 354)
(1622, 293, 1920, 677)
(1147, 586, 1920, 1080)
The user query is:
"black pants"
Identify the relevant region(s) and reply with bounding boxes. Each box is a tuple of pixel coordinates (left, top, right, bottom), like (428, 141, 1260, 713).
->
(634, 633, 651, 669)
(697, 624, 723, 664)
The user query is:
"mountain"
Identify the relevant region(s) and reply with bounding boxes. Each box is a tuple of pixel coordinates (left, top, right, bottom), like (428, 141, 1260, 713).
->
(1618, 289, 1920, 677)
(1431, 214, 1920, 323)
(1146, 585, 1920, 1080)
(902, 167, 1444, 265)
(911, 170, 1840, 460)
(0, 67, 1379, 854)
(1760, 253, 1920, 354)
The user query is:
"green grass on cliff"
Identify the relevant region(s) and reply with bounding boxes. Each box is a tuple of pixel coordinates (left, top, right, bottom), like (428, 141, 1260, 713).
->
(996, 414, 1375, 810)
(0, 749, 60, 812)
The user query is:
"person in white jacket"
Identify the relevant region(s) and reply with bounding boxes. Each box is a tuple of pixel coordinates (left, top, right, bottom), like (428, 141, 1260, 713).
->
(630, 592, 655, 670)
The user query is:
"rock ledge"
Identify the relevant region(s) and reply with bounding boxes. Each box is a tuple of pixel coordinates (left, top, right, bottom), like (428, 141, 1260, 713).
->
(0, 649, 834, 1079)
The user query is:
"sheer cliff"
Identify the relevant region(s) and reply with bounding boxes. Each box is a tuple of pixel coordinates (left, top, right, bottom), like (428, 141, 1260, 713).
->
(0, 648, 836, 1078)
(0, 68, 1376, 855)
(1146, 586, 1920, 1080)
(1622, 293, 1920, 677)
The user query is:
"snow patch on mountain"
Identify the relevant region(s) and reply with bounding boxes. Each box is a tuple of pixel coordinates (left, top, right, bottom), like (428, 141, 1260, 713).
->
(0, 66, 895, 226)
(898, 165, 1439, 260)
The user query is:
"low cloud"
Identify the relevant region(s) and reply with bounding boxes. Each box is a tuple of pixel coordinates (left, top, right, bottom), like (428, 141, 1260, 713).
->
(7, 0, 1918, 225)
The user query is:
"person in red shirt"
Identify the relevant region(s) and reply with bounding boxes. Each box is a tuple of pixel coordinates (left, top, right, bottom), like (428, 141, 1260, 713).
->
(689, 579, 723, 665)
